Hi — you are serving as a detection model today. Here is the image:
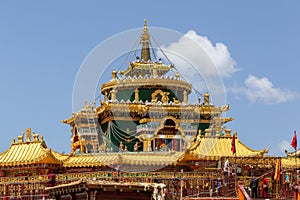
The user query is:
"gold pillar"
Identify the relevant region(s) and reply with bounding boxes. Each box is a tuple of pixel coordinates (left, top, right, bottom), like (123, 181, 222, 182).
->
(135, 88, 139, 102)
(112, 69, 117, 79)
(183, 90, 188, 104)
(111, 89, 117, 101)
(143, 140, 148, 152)
(204, 92, 210, 105)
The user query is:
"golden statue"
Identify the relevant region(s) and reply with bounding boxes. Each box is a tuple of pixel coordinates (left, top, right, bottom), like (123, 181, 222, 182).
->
(134, 141, 139, 151)
(71, 126, 86, 154)
(119, 141, 124, 151)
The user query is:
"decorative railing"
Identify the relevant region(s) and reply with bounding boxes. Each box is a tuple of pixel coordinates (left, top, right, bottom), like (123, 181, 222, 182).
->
(0, 170, 238, 199)
(0, 168, 295, 199)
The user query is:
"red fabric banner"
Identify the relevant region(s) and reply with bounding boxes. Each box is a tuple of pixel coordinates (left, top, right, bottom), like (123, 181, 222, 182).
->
(291, 131, 297, 150)
(231, 136, 236, 155)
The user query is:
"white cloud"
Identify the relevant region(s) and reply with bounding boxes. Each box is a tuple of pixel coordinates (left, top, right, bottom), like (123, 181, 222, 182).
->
(184, 30, 238, 77)
(160, 30, 238, 78)
(157, 30, 238, 105)
(231, 74, 299, 105)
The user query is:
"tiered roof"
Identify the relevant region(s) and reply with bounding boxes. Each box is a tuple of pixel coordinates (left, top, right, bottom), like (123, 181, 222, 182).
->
(0, 129, 268, 168)
(0, 21, 276, 171)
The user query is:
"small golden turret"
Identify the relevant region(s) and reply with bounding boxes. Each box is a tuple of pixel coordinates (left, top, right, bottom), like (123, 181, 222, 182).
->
(25, 128, 32, 142)
(112, 69, 117, 79)
(204, 92, 210, 105)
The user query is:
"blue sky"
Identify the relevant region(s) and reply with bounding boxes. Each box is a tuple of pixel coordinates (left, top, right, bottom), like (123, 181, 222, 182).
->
(0, 1, 299, 155)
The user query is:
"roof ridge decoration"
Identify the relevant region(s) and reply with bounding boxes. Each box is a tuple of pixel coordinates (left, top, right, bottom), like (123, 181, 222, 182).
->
(0, 128, 66, 166)
(11, 128, 46, 146)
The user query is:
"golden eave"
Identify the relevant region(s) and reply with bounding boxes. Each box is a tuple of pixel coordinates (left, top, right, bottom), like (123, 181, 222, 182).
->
(96, 102, 228, 116)
(184, 136, 269, 161)
(101, 76, 192, 95)
(63, 152, 184, 168)
(96, 102, 231, 125)
(0, 141, 65, 167)
(61, 117, 74, 125)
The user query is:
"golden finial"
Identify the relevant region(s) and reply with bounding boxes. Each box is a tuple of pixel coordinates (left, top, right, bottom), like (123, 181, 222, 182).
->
(141, 19, 151, 61)
(18, 134, 24, 143)
(204, 92, 210, 105)
(142, 19, 149, 41)
(84, 100, 88, 109)
(33, 133, 39, 142)
(144, 19, 147, 31)
(112, 68, 117, 79)
(25, 128, 32, 142)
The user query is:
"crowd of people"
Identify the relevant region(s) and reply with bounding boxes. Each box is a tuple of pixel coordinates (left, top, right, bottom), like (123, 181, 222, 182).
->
(249, 175, 268, 198)
(223, 159, 270, 199)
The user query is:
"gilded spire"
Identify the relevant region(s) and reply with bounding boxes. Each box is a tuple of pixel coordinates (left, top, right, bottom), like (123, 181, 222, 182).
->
(140, 19, 151, 62)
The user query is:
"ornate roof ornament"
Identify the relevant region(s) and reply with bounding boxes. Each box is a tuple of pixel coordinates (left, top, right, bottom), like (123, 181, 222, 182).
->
(141, 19, 151, 62)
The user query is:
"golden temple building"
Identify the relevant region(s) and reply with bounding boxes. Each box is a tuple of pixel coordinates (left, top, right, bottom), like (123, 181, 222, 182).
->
(0, 20, 299, 200)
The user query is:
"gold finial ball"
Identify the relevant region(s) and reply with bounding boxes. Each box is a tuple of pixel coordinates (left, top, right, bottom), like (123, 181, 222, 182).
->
(175, 71, 180, 78)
